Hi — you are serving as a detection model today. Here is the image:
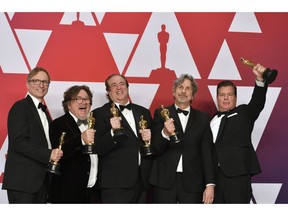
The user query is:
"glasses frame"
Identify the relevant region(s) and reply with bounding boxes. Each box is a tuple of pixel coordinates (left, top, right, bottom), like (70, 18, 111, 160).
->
(28, 79, 50, 86)
(72, 97, 91, 104)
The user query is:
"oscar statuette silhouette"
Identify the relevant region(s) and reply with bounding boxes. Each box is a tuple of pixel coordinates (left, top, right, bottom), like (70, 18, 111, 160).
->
(240, 57, 278, 84)
(48, 132, 66, 175)
(160, 105, 180, 144)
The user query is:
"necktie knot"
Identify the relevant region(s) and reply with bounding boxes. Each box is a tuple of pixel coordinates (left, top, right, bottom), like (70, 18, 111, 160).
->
(38, 102, 47, 112)
(119, 104, 132, 111)
(177, 108, 189, 116)
(77, 119, 88, 126)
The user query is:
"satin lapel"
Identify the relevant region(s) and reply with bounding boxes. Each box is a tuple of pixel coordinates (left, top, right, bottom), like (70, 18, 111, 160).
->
(169, 105, 183, 133)
(185, 106, 195, 133)
(118, 105, 138, 137)
(44, 109, 52, 123)
(132, 105, 141, 136)
(63, 113, 81, 135)
(216, 116, 227, 143)
(26, 95, 46, 133)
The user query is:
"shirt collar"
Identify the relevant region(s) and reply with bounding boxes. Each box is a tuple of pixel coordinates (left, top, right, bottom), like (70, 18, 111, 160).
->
(174, 104, 190, 112)
(28, 93, 43, 108)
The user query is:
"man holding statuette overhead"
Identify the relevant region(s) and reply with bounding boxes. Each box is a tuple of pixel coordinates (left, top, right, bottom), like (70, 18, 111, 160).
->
(210, 59, 277, 203)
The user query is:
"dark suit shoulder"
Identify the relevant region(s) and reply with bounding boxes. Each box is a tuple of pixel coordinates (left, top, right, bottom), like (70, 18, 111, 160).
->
(9, 97, 36, 116)
(50, 113, 71, 125)
(131, 103, 151, 113)
(191, 108, 210, 117)
(93, 102, 111, 111)
(92, 102, 111, 116)
(12, 96, 31, 107)
(51, 114, 65, 122)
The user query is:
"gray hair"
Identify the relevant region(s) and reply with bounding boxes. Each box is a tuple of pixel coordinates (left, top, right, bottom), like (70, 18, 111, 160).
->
(172, 74, 198, 97)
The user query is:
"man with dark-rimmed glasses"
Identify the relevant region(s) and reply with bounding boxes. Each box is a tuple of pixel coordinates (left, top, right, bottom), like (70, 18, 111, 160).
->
(2, 67, 63, 203)
(48, 85, 100, 203)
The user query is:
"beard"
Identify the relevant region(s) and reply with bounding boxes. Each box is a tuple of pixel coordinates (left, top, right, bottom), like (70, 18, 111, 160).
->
(176, 95, 189, 104)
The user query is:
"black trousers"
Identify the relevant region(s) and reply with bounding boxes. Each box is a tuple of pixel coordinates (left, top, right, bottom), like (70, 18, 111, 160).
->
(214, 167, 252, 203)
(153, 173, 203, 203)
(101, 171, 146, 203)
(7, 177, 49, 203)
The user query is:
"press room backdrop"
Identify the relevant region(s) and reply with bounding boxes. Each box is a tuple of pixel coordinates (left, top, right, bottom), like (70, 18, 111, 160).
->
(0, 12, 287, 203)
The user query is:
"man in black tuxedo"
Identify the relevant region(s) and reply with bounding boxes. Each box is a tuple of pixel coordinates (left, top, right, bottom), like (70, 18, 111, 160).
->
(210, 63, 268, 203)
(49, 85, 98, 203)
(149, 74, 216, 203)
(92, 74, 153, 203)
(2, 67, 63, 203)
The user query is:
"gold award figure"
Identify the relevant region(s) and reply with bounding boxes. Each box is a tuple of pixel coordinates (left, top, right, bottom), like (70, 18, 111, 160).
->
(48, 132, 66, 175)
(240, 57, 278, 84)
(110, 103, 127, 142)
(160, 105, 180, 144)
(139, 115, 152, 156)
(84, 112, 96, 154)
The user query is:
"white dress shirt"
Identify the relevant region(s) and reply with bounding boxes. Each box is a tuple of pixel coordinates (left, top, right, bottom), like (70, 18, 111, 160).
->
(115, 102, 141, 165)
(29, 93, 51, 149)
(161, 105, 190, 172)
(211, 79, 265, 143)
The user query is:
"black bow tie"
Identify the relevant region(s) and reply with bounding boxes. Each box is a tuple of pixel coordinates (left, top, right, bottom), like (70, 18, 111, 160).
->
(77, 119, 88, 126)
(217, 111, 228, 117)
(177, 108, 189, 116)
(38, 102, 47, 112)
(119, 104, 132, 111)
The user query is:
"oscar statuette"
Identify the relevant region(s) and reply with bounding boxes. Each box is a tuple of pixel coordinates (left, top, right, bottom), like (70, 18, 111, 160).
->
(48, 132, 66, 175)
(139, 115, 152, 156)
(160, 105, 180, 144)
(110, 102, 127, 142)
(83, 112, 97, 154)
(240, 57, 278, 84)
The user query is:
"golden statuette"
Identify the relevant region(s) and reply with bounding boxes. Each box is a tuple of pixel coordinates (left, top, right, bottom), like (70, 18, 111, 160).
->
(240, 57, 278, 84)
(160, 105, 180, 144)
(139, 115, 152, 156)
(84, 112, 96, 154)
(48, 132, 66, 175)
(110, 102, 127, 142)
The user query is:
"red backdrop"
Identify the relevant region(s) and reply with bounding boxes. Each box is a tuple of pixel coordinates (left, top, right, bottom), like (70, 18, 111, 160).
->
(0, 12, 287, 203)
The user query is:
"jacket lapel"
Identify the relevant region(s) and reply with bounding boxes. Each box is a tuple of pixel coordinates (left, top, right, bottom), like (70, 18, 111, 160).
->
(116, 103, 139, 138)
(26, 95, 45, 133)
(216, 116, 227, 143)
(169, 105, 184, 134)
(64, 113, 81, 135)
(185, 106, 196, 133)
(132, 104, 141, 136)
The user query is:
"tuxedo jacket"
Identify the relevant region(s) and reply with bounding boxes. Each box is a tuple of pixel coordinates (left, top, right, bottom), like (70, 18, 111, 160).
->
(49, 112, 92, 203)
(2, 95, 52, 193)
(149, 105, 216, 192)
(213, 84, 267, 177)
(93, 101, 153, 189)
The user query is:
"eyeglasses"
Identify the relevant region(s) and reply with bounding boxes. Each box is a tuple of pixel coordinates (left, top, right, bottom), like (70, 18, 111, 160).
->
(72, 97, 91, 104)
(28, 79, 50, 86)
